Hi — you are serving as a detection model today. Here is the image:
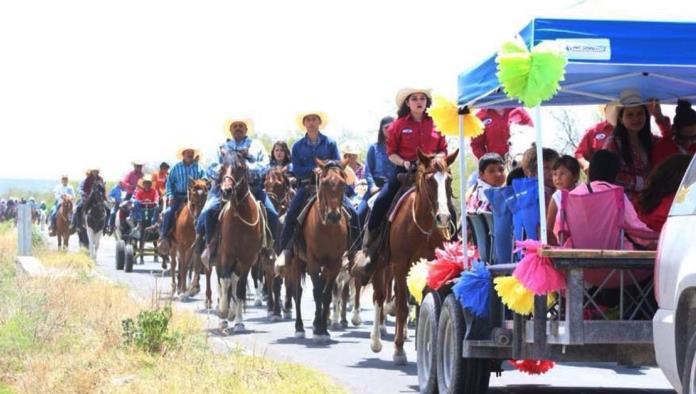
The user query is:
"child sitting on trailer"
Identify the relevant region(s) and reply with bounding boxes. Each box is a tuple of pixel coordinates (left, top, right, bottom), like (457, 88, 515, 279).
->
(546, 155, 581, 245)
(466, 153, 506, 213)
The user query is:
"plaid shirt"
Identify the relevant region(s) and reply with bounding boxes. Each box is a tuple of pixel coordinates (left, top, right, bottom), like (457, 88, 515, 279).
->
(165, 161, 205, 199)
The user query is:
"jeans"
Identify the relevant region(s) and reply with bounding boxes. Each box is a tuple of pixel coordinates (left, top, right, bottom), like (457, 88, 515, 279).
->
(160, 196, 186, 238)
(132, 201, 160, 224)
(252, 187, 280, 239)
(367, 167, 406, 232)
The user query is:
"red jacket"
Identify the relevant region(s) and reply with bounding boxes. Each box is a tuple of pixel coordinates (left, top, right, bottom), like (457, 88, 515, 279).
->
(134, 188, 159, 204)
(638, 193, 675, 232)
(471, 108, 534, 159)
(575, 120, 613, 161)
(651, 138, 696, 166)
(386, 114, 447, 161)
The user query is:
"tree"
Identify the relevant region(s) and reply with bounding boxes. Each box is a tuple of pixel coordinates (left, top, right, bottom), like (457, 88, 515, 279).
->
(550, 108, 581, 155)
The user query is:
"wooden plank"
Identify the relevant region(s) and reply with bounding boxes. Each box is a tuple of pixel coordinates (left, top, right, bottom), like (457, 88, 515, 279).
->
(538, 248, 656, 260)
(552, 259, 654, 269)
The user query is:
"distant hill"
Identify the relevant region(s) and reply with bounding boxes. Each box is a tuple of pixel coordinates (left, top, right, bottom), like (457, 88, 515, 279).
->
(0, 178, 55, 196)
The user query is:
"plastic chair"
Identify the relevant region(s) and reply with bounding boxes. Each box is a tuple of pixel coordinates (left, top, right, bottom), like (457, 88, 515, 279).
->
(484, 187, 514, 264)
(467, 213, 491, 263)
(512, 177, 540, 241)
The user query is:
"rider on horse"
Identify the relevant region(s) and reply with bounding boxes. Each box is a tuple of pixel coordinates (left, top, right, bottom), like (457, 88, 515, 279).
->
(71, 168, 106, 232)
(276, 111, 361, 263)
(195, 118, 280, 261)
(132, 174, 160, 222)
(121, 161, 145, 200)
(353, 88, 449, 282)
(157, 146, 205, 255)
(48, 174, 75, 235)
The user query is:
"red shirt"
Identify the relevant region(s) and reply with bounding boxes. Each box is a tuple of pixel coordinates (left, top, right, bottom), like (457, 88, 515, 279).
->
(575, 120, 613, 161)
(386, 114, 447, 161)
(151, 170, 168, 197)
(471, 108, 534, 159)
(638, 193, 675, 232)
(134, 188, 159, 204)
(652, 138, 696, 166)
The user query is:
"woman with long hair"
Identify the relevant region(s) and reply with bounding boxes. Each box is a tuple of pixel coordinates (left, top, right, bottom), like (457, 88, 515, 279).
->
(269, 140, 292, 168)
(638, 154, 692, 232)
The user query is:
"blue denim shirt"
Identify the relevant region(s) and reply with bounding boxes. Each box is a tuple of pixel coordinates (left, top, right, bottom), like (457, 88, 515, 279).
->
(365, 143, 396, 190)
(291, 132, 340, 180)
(108, 185, 123, 205)
(218, 137, 269, 184)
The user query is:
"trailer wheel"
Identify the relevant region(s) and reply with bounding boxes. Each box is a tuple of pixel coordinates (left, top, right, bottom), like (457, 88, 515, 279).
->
(124, 244, 134, 273)
(116, 240, 125, 270)
(681, 328, 696, 394)
(417, 292, 442, 394)
(436, 295, 490, 394)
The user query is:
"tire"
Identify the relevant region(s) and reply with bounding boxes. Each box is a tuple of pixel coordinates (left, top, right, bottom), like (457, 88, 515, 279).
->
(436, 295, 491, 394)
(124, 244, 134, 273)
(417, 292, 442, 394)
(681, 329, 696, 394)
(116, 240, 125, 270)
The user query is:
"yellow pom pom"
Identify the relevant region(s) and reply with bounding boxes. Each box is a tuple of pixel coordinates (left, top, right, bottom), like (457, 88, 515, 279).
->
(407, 258, 431, 305)
(462, 112, 484, 138)
(428, 95, 459, 137)
(493, 276, 555, 315)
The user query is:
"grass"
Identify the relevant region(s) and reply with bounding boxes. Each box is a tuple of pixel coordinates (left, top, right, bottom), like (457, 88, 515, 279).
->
(0, 223, 346, 394)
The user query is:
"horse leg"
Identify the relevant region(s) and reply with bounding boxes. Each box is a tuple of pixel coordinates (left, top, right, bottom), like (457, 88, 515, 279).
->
(205, 266, 212, 310)
(272, 276, 282, 319)
(178, 247, 188, 297)
(170, 249, 178, 297)
(252, 261, 263, 307)
(341, 280, 349, 328)
(218, 275, 232, 331)
(371, 264, 386, 353)
(310, 272, 323, 336)
(232, 272, 246, 332)
(292, 260, 305, 338)
(393, 268, 409, 365)
(322, 274, 337, 336)
(283, 273, 293, 319)
(330, 277, 341, 330)
(352, 279, 362, 326)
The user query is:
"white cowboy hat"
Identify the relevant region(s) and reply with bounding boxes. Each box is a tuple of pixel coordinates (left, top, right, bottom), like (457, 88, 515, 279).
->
(131, 160, 145, 166)
(295, 111, 329, 131)
(141, 174, 153, 183)
(395, 88, 432, 108)
(341, 142, 361, 156)
(223, 118, 254, 138)
(607, 90, 644, 126)
(176, 146, 201, 161)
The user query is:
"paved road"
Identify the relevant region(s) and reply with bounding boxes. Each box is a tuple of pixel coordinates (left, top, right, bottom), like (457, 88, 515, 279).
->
(53, 235, 676, 394)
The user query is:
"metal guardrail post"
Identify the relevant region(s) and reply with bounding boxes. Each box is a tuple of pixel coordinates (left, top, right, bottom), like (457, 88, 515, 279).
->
(17, 204, 32, 256)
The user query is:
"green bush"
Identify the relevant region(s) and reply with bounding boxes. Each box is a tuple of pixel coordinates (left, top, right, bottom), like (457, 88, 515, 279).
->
(122, 306, 180, 353)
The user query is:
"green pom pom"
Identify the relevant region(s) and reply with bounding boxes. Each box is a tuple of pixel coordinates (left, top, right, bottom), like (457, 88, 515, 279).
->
(496, 38, 567, 107)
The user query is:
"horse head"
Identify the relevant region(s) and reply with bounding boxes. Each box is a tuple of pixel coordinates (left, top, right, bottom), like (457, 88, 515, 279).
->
(187, 178, 210, 218)
(315, 158, 347, 224)
(416, 148, 458, 229)
(264, 166, 291, 208)
(220, 152, 249, 205)
(61, 195, 74, 215)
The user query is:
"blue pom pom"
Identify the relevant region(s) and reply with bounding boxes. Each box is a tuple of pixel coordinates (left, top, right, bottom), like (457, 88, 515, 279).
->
(452, 261, 491, 317)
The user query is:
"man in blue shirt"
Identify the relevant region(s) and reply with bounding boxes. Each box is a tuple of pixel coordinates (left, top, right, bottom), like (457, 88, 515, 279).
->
(48, 175, 75, 235)
(196, 119, 280, 263)
(276, 112, 360, 263)
(158, 146, 205, 255)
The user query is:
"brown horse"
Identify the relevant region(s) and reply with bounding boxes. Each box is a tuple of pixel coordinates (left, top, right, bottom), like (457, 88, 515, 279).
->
(169, 178, 209, 301)
(264, 165, 294, 217)
(217, 155, 264, 333)
(289, 159, 349, 341)
(370, 149, 458, 364)
(55, 195, 73, 250)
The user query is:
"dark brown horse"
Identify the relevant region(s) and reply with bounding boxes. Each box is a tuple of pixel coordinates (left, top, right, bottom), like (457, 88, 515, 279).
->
(169, 179, 209, 302)
(264, 165, 294, 217)
(289, 159, 349, 341)
(370, 149, 458, 364)
(55, 195, 73, 250)
(217, 155, 264, 333)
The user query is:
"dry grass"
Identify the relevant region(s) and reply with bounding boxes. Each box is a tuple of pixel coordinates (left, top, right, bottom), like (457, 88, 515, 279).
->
(0, 224, 346, 394)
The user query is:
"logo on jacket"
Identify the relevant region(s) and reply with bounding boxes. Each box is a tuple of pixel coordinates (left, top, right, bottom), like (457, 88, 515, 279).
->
(482, 118, 493, 126)
(403, 128, 413, 134)
(595, 133, 607, 141)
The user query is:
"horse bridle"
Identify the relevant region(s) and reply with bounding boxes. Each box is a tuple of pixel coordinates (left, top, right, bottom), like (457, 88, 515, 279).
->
(412, 165, 451, 239)
(314, 161, 345, 225)
(265, 171, 291, 211)
(187, 184, 207, 220)
(222, 167, 259, 227)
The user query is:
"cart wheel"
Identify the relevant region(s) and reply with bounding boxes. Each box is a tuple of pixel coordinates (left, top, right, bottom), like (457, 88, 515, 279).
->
(116, 240, 125, 270)
(124, 245, 134, 273)
(436, 295, 490, 394)
(417, 291, 442, 394)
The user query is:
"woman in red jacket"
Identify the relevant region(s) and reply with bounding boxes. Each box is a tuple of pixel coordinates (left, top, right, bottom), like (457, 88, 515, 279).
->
(638, 154, 692, 232)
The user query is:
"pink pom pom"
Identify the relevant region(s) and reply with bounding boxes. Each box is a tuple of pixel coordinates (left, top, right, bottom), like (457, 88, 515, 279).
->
(512, 240, 566, 295)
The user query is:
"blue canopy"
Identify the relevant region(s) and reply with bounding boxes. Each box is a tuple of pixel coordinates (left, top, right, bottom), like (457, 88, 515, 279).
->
(458, 18, 696, 108)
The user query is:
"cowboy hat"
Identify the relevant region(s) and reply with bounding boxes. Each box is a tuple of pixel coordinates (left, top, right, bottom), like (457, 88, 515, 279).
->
(395, 88, 432, 108)
(141, 174, 153, 183)
(341, 141, 361, 156)
(607, 90, 644, 126)
(131, 160, 145, 166)
(176, 146, 201, 161)
(86, 167, 100, 172)
(295, 111, 329, 131)
(223, 118, 254, 138)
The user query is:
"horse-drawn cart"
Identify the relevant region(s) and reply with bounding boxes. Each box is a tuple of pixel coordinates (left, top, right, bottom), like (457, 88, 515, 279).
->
(114, 201, 161, 273)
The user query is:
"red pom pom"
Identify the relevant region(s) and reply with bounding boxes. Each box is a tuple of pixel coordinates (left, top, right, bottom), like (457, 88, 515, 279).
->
(426, 240, 468, 290)
(508, 359, 555, 375)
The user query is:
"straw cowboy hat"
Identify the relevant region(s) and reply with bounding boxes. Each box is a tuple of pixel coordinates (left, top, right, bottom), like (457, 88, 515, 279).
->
(295, 111, 329, 131)
(176, 145, 201, 161)
(86, 166, 100, 172)
(223, 118, 254, 138)
(137, 174, 153, 188)
(341, 141, 361, 156)
(607, 90, 643, 126)
(395, 88, 432, 108)
(131, 160, 145, 166)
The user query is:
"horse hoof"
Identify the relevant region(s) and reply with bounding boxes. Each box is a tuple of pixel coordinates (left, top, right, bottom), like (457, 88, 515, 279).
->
(188, 287, 200, 297)
(351, 315, 362, 327)
(254, 299, 263, 307)
(330, 322, 343, 331)
(283, 311, 292, 320)
(340, 320, 348, 329)
(219, 320, 229, 331)
(393, 351, 408, 365)
(370, 339, 383, 353)
(233, 323, 245, 333)
(205, 300, 213, 310)
(267, 311, 273, 318)
(294, 331, 305, 339)
(271, 314, 282, 322)
(313, 334, 330, 343)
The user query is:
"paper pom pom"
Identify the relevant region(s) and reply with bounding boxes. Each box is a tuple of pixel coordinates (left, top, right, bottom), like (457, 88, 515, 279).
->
(462, 113, 484, 138)
(496, 37, 567, 107)
(435, 240, 468, 269)
(427, 240, 468, 290)
(407, 258, 430, 305)
(428, 95, 459, 137)
(508, 359, 555, 375)
(493, 276, 555, 315)
(452, 261, 491, 317)
(512, 240, 566, 295)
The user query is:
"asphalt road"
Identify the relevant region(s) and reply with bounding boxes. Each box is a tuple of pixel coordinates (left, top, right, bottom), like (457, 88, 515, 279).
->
(51, 234, 676, 394)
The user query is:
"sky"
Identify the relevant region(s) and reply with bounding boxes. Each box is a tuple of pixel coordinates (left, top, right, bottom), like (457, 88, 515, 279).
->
(0, 0, 691, 181)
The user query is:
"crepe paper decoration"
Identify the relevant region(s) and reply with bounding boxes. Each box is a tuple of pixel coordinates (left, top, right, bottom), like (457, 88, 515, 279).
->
(508, 359, 555, 375)
(407, 258, 431, 305)
(512, 239, 566, 295)
(452, 261, 491, 317)
(462, 112, 484, 138)
(493, 275, 555, 315)
(435, 240, 468, 269)
(496, 36, 567, 107)
(428, 95, 484, 138)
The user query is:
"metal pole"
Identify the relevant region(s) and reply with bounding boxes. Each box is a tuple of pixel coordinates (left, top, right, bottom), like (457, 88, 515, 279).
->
(17, 204, 32, 256)
(534, 106, 548, 244)
(458, 113, 469, 268)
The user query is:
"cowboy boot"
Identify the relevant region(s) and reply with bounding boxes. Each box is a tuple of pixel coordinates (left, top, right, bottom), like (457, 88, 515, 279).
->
(157, 236, 170, 256)
(352, 229, 377, 286)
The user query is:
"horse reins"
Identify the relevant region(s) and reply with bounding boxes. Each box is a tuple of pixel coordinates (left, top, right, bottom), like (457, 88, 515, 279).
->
(412, 167, 451, 239)
(222, 173, 260, 227)
(314, 163, 344, 226)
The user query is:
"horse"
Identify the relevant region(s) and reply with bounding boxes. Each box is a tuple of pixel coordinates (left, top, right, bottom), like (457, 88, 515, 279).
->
(55, 195, 73, 250)
(370, 149, 458, 364)
(264, 166, 294, 217)
(83, 181, 107, 260)
(288, 159, 349, 341)
(168, 178, 209, 303)
(217, 154, 265, 333)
